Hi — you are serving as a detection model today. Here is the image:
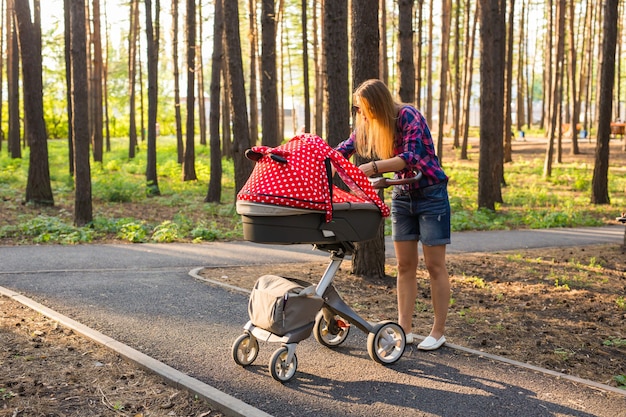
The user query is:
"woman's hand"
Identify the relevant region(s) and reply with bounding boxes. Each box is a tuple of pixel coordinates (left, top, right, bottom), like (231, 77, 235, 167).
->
(359, 161, 378, 177)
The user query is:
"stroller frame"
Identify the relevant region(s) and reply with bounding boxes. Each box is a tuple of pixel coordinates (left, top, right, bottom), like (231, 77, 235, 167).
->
(232, 240, 406, 383)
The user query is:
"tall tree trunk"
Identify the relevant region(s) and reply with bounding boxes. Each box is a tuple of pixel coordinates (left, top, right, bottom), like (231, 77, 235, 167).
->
(324, 0, 349, 146)
(478, 0, 505, 210)
(351, 0, 383, 279)
(14, 0, 54, 206)
(145, 0, 161, 196)
(503, 0, 514, 164)
(205, 0, 223, 203)
(380, 0, 388, 86)
(0, 0, 3, 153)
(567, 0, 580, 154)
(460, 0, 478, 160)
(248, 0, 259, 143)
(591, 0, 618, 204)
(452, 0, 461, 149)
(7, 0, 21, 159)
(397, 0, 414, 103)
(90, 0, 103, 163)
(301, 0, 310, 133)
(436, 0, 452, 161)
(197, 0, 206, 146)
(102, 5, 110, 152)
(69, 0, 93, 225)
(183, 0, 197, 181)
(543, 0, 565, 178)
(223, 0, 253, 192)
(128, 0, 139, 159)
(261, 0, 278, 147)
(172, 0, 184, 163)
(415, 0, 423, 108)
(515, 0, 526, 132)
(313, 0, 324, 136)
(426, 0, 433, 125)
(63, 0, 74, 174)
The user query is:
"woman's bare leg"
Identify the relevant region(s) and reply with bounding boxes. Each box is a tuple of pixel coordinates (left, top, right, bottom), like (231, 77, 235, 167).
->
(393, 240, 419, 334)
(422, 244, 450, 339)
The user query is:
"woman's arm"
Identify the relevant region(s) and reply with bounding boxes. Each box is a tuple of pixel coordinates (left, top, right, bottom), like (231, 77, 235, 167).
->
(359, 156, 406, 177)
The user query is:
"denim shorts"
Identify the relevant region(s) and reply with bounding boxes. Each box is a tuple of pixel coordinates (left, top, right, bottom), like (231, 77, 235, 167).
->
(391, 181, 451, 246)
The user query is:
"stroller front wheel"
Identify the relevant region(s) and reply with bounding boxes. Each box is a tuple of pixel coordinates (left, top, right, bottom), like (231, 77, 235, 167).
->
(269, 347, 298, 382)
(232, 333, 259, 366)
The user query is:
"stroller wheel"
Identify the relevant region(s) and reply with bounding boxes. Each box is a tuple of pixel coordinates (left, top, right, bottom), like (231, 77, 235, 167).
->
(232, 333, 259, 366)
(269, 347, 298, 382)
(367, 321, 405, 365)
(313, 310, 350, 347)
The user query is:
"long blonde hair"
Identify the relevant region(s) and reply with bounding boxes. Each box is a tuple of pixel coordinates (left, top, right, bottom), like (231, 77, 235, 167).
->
(353, 79, 399, 160)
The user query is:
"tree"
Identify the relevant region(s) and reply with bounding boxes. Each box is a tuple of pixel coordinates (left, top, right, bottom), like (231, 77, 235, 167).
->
(301, 0, 310, 133)
(145, 0, 161, 196)
(478, 0, 505, 210)
(223, 0, 253, 192)
(460, 0, 478, 160)
(205, 0, 224, 203)
(14, 0, 54, 206)
(567, 0, 580, 155)
(436, 0, 452, 160)
(543, 0, 565, 178)
(183, 0, 197, 181)
(7, 0, 21, 159)
(63, 0, 73, 174)
(69, 0, 93, 225)
(503, 0, 515, 164)
(90, 0, 104, 163)
(128, 0, 140, 159)
(324, 0, 349, 146)
(171, 0, 184, 163)
(591, 0, 619, 204)
(248, 0, 259, 143)
(196, 0, 207, 146)
(351, 0, 382, 279)
(397, 0, 414, 103)
(0, 0, 4, 153)
(261, 0, 278, 147)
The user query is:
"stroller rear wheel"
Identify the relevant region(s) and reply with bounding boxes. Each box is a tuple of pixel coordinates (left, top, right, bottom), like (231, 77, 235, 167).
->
(313, 310, 350, 347)
(232, 333, 259, 366)
(367, 321, 405, 365)
(269, 347, 298, 382)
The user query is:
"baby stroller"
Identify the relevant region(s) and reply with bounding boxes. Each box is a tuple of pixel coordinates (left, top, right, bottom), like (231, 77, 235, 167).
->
(231, 134, 420, 382)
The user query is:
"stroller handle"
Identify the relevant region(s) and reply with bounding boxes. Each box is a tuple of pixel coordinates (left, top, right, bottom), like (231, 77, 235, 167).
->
(369, 171, 423, 189)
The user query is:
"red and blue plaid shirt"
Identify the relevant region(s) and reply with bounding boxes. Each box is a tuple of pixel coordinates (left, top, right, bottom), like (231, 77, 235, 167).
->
(336, 105, 448, 192)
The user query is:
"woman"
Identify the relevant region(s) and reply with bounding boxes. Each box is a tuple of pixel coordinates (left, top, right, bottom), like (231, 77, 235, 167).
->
(336, 79, 451, 351)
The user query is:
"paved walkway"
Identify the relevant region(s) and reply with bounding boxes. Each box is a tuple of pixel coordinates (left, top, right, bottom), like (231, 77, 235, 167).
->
(1, 225, 625, 417)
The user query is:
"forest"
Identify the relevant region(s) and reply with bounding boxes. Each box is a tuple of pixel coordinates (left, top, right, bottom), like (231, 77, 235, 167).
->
(0, 0, 625, 240)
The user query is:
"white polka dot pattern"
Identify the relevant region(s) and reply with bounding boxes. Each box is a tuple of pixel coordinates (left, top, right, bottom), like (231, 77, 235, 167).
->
(237, 134, 390, 222)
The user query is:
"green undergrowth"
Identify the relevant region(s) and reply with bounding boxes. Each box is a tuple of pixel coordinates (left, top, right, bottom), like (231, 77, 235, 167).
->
(1, 136, 624, 244)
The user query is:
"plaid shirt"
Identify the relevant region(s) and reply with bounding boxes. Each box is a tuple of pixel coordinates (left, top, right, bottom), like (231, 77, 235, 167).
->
(335, 105, 448, 191)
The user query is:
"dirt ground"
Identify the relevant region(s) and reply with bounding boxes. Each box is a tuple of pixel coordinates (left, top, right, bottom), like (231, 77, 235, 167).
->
(0, 297, 224, 416)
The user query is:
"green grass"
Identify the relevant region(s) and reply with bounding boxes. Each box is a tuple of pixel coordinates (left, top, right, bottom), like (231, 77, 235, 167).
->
(0, 135, 624, 244)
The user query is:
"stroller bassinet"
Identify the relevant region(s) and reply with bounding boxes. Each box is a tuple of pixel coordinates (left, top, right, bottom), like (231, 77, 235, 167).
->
(236, 133, 390, 245)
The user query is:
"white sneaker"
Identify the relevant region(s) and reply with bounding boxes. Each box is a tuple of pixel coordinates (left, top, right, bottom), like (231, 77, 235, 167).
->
(417, 335, 446, 351)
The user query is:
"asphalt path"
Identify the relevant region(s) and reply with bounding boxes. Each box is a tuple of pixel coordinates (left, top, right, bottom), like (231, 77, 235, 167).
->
(1, 225, 625, 417)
